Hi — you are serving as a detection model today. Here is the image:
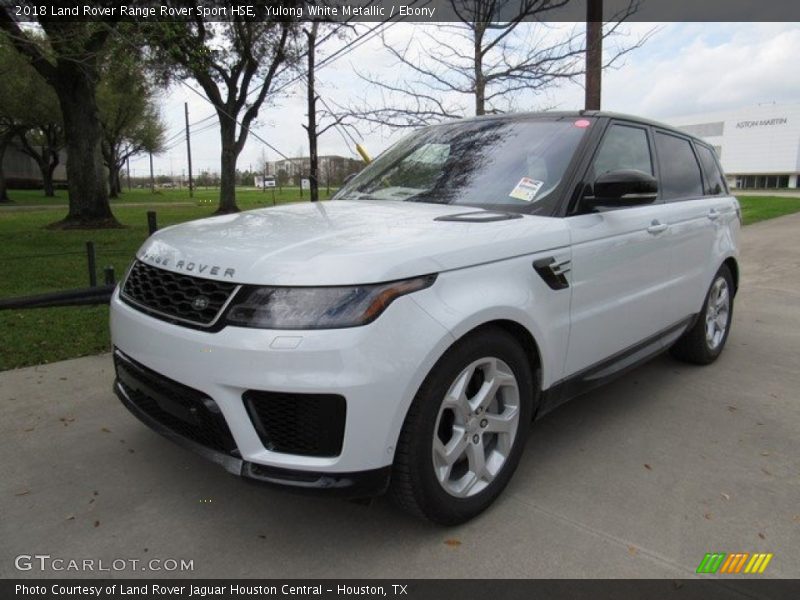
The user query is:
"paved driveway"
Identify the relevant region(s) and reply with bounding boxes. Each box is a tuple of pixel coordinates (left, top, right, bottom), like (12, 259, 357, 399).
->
(2, 214, 798, 579)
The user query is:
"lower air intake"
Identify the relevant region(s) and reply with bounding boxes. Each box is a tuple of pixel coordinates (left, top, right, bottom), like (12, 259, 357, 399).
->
(243, 391, 346, 457)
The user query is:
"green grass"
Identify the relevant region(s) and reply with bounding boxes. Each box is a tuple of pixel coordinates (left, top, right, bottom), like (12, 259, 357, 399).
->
(2, 185, 327, 207)
(0, 191, 798, 371)
(0, 187, 332, 371)
(735, 195, 800, 225)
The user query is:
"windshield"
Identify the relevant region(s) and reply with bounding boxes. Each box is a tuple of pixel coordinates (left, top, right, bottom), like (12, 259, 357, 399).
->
(334, 118, 588, 214)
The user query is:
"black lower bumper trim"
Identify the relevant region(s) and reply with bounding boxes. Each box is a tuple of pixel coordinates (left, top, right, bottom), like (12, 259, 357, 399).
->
(113, 378, 391, 498)
(242, 462, 391, 498)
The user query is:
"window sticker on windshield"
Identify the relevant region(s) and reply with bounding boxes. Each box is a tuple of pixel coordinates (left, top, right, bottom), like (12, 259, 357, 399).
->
(509, 177, 544, 202)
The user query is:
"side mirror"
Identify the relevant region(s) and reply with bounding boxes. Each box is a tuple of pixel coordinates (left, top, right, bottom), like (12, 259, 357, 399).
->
(585, 169, 658, 208)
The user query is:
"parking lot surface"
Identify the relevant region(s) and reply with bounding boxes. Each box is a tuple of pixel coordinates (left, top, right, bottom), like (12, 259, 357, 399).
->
(2, 213, 799, 579)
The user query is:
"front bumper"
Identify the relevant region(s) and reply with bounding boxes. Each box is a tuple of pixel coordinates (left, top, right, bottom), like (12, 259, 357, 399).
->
(113, 372, 390, 496)
(109, 287, 453, 489)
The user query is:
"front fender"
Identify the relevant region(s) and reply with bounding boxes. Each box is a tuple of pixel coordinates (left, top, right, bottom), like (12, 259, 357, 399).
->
(410, 252, 572, 391)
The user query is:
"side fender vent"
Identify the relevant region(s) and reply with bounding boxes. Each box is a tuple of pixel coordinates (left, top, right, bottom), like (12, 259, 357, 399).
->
(533, 257, 571, 290)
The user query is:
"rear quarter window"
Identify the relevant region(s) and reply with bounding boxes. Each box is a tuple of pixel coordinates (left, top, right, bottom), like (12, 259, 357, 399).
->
(695, 144, 727, 195)
(655, 132, 704, 200)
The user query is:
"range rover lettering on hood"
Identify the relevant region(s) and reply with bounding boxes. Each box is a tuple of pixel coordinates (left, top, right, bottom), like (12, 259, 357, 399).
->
(140, 252, 235, 278)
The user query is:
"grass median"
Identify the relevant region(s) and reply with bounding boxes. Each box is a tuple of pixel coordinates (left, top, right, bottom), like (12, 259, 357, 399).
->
(736, 194, 800, 225)
(1, 191, 799, 370)
(0, 187, 329, 370)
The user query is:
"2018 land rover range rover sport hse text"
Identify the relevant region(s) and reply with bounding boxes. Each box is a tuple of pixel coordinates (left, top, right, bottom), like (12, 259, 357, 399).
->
(111, 112, 740, 524)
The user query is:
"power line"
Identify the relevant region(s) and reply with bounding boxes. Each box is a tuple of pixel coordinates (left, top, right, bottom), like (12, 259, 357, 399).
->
(161, 121, 216, 153)
(102, 19, 402, 165)
(184, 21, 398, 152)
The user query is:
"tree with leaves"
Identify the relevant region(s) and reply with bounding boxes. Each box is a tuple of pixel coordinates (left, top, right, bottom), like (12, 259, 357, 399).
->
(0, 121, 19, 203)
(13, 57, 63, 198)
(17, 124, 63, 198)
(0, 34, 64, 199)
(348, 0, 647, 128)
(0, 4, 119, 227)
(97, 52, 166, 198)
(145, 11, 297, 213)
(0, 121, 21, 203)
(0, 38, 28, 203)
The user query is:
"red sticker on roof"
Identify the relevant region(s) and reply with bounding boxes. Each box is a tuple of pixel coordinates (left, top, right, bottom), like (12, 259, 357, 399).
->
(574, 119, 591, 128)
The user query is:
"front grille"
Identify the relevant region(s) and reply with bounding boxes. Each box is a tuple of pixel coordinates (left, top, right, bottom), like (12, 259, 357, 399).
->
(121, 261, 237, 327)
(114, 352, 238, 454)
(243, 391, 346, 457)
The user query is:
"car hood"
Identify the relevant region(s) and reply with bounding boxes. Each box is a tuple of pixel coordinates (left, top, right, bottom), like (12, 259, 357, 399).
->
(136, 200, 569, 286)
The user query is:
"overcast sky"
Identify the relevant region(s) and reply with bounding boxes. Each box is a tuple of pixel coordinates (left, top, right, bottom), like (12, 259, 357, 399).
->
(127, 21, 799, 180)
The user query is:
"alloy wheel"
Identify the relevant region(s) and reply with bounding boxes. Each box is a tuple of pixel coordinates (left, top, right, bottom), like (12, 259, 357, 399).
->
(705, 276, 730, 350)
(432, 357, 521, 498)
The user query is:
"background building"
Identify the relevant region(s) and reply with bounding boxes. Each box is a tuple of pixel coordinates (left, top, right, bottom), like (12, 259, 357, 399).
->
(265, 155, 362, 187)
(668, 103, 800, 190)
(1, 142, 67, 189)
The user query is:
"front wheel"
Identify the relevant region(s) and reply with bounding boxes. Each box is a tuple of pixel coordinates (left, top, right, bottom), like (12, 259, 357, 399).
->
(670, 264, 734, 365)
(390, 327, 534, 525)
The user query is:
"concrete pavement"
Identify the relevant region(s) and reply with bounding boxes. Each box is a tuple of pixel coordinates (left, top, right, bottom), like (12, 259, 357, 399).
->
(2, 214, 799, 579)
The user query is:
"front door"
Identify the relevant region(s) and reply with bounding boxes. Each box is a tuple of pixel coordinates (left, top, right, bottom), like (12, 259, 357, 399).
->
(564, 122, 673, 377)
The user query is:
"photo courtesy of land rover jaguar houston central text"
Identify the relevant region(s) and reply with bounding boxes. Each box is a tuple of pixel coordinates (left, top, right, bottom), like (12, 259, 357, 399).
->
(111, 112, 740, 524)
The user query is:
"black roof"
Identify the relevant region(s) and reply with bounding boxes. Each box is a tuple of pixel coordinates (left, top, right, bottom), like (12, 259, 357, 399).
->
(437, 110, 702, 144)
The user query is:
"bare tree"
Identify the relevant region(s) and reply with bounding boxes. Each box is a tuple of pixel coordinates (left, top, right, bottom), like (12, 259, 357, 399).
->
(348, 0, 646, 129)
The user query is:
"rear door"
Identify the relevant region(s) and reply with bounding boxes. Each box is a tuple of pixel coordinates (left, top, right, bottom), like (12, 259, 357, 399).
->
(655, 132, 734, 325)
(563, 121, 672, 377)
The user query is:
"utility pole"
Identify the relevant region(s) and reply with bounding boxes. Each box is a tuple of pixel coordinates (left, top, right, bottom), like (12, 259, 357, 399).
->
(149, 152, 155, 193)
(184, 102, 194, 197)
(304, 22, 320, 202)
(126, 158, 131, 191)
(585, 0, 603, 111)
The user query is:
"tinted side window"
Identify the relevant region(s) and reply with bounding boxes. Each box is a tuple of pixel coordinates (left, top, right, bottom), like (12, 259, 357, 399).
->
(695, 144, 726, 195)
(655, 132, 704, 200)
(591, 124, 653, 178)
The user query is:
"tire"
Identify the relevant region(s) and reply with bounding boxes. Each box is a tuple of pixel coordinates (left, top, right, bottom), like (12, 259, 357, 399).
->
(670, 264, 734, 365)
(389, 326, 534, 525)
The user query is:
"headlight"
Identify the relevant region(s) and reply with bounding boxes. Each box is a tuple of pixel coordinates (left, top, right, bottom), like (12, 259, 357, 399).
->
(225, 274, 437, 329)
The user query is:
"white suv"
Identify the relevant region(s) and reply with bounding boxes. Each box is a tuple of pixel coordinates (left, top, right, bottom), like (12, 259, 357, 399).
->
(111, 112, 740, 524)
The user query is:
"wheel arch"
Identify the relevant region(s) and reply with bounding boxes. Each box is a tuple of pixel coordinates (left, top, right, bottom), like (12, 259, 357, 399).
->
(465, 319, 542, 386)
(415, 318, 545, 418)
(722, 256, 739, 295)
(462, 319, 545, 418)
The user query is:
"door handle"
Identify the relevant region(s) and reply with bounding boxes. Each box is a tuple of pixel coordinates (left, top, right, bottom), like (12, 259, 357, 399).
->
(708, 208, 720, 221)
(647, 220, 669, 235)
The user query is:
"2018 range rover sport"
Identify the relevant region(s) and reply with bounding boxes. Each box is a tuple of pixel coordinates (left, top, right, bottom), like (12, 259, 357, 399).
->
(111, 112, 740, 524)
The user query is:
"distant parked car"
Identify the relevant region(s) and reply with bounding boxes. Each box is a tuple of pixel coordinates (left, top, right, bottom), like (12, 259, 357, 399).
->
(111, 112, 740, 524)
